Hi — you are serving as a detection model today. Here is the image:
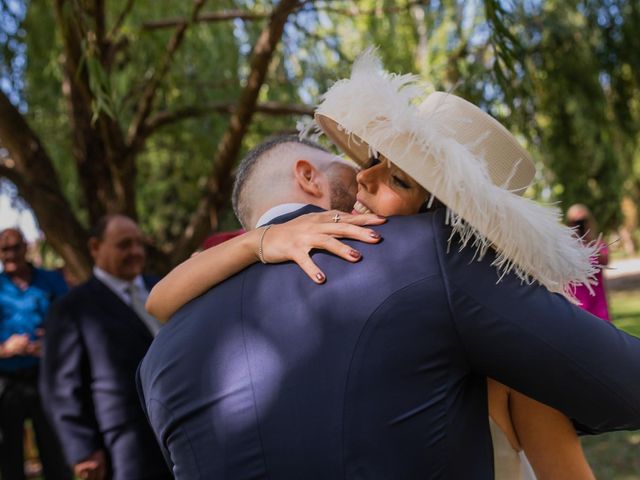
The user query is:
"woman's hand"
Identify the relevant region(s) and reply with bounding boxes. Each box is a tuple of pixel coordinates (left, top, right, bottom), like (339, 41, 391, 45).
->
(146, 211, 386, 322)
(259, 210, 386, 283)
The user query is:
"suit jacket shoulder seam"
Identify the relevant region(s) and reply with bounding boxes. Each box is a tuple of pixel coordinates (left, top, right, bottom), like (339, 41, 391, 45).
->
(340, 270, 444, 476)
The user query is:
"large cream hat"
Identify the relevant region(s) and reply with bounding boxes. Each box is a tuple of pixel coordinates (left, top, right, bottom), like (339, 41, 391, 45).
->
(311, 49, 597, 299)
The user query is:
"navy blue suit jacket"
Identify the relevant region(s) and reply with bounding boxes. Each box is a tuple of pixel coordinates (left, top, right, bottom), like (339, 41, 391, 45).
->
(138, 206, 640, 479)
(41, 275, 170, 479)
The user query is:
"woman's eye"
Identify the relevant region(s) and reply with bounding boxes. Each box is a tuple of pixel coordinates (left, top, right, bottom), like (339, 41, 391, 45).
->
(392, 175, 410, 189)
(366, 156, 381, 168)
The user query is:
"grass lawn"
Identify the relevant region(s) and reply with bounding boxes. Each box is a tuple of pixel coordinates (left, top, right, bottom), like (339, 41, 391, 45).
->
(583, 431, 640, 479)
(581, 287, 640, 479)
(609, 289, 640, 337)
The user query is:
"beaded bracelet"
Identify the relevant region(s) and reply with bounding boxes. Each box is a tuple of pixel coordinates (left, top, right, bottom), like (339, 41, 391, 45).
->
(258, 224, 273, 264)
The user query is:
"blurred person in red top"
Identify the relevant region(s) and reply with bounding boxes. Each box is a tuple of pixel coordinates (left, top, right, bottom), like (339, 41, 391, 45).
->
(201, 229, 245, 250)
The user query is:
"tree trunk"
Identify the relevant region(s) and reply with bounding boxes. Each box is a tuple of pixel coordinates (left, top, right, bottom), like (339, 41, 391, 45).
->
(55, 0, 135, 224)
(0, 91, 92, 279)
(171, 0, 304, 264)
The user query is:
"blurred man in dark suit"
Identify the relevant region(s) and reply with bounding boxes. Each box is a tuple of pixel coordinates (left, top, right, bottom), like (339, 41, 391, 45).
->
(40, 215, 170, 480)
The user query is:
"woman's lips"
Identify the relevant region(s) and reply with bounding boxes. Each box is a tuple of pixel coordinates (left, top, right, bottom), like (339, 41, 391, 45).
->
(352, 200, 373, 215)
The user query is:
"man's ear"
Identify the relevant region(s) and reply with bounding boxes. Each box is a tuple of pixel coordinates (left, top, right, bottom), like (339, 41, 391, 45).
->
(88, 237, 100, 260)
(293, 159, 323, 198)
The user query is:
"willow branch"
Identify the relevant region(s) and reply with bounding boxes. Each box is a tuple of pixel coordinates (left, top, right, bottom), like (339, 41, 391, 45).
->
(141, 0, 423, 30)
(145, 101, 313, 134)
(313, 0, 426, 16)
(93, 0, 107, 56)
(126, 0, 207, 152)
(142, 9, 269, 30)
(108, 0, 136, 39)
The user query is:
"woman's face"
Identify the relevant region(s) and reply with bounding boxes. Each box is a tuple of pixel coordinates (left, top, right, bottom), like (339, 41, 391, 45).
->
(352, 156, 428, 216)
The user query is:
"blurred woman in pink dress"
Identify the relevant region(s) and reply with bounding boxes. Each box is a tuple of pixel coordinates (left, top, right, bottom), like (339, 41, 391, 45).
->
(567, 204, 611, 321)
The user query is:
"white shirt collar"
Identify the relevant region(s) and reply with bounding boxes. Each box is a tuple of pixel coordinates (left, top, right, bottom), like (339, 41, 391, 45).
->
(93, 266, 146, 304)
(255, 203, 308, 228)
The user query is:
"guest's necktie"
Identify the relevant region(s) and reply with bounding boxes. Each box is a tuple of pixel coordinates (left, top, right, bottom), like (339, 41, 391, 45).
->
(126, 283, 161, 336)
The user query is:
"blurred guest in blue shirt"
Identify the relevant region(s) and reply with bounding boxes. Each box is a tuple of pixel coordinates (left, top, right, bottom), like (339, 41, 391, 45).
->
(0, 228, 71, 480)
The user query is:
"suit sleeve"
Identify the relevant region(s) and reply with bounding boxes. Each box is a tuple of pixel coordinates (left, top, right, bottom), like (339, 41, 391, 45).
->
(437, 235, 640, 433)
(136, 363, 174, 469)
(39, 297, 102, 464)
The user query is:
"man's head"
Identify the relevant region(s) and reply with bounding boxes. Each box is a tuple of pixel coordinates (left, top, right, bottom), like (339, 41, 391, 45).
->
(566, 204, 591, 224)
(566, 203, 594, 238)
(0, 228, 28, 275)
(88, 215, 145, 281)
(232, 135, 357, 229)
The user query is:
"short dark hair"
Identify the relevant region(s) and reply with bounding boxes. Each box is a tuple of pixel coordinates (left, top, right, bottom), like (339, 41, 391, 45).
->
(0, 227, 25, 244)
(231, 135, 327, 225)
(88, 214, 135, 241)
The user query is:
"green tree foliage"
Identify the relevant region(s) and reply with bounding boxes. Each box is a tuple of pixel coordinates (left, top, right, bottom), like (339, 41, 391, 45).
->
(0, 0, 307, 275)
(510, 0, 640, 231)
(308, 0, 640, 232)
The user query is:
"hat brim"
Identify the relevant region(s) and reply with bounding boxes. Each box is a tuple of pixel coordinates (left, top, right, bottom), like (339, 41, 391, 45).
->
(315, 113, 372, 168)
(316, 93, 536, 197)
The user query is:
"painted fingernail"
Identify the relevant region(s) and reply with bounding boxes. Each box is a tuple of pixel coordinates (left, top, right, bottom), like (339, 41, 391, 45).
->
(316, 272, 326, 282)
(349, 249, 361, 259)
(369, 231, 381, 239)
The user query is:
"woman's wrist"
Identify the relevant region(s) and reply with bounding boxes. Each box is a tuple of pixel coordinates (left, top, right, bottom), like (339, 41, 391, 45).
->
(257, 225, 273, 264)
(238, 227, 264, 264)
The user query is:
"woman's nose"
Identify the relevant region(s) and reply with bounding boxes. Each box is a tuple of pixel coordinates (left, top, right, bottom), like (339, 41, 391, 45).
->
(356, 166, 378, 193)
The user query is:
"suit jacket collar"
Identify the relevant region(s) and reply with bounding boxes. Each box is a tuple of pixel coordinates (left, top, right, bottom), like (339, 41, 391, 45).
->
(87, 275, 155, 340)
(93, 267, 150, 305)
(267, 204, 325, 226)
(255, 203, 308, 228)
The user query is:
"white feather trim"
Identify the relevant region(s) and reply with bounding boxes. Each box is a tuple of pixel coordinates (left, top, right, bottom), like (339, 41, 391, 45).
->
(311, 49, 599, 300)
